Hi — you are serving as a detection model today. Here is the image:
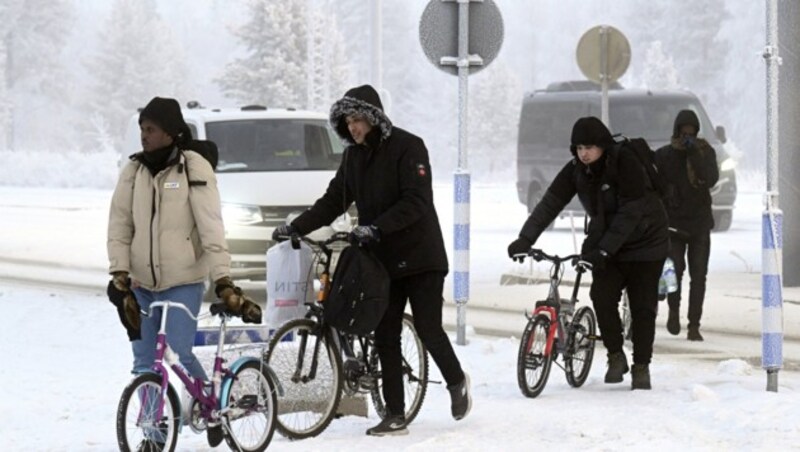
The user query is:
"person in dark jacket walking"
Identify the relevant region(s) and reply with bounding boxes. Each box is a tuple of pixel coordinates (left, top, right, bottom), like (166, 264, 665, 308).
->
(507, 117, 669, 390)
(273, 85, 471, 436)
(655, 110, 719, 341)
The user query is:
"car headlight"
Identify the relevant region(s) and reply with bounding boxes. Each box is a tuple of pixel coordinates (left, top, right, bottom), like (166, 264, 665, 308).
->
(719, 158, 737, 172)
(331, 212, 353, 233)
(221, 203, 262, 225)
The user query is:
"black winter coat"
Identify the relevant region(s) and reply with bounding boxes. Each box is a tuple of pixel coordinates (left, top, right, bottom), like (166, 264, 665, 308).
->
(291, 86, 448, 279)
(519, 146, 669, 262)
(655, 138, 719, 235)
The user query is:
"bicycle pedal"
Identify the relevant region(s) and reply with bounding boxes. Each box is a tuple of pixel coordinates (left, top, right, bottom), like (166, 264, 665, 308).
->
(234, 394, 259, 410)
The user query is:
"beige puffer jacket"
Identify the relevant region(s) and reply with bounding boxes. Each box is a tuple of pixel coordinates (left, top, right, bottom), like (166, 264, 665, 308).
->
(107, 149, 230, 291)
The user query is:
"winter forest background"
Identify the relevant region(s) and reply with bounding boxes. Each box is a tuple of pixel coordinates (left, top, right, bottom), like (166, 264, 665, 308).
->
(0, 0, 766, 188)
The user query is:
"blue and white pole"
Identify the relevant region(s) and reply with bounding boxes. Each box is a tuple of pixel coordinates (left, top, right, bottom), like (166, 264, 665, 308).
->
(454, 171, 470, 346)
(762, 0, 782, 392)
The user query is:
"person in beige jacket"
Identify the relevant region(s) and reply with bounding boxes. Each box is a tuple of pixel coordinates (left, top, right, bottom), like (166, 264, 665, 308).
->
(107, 97, 255, 387)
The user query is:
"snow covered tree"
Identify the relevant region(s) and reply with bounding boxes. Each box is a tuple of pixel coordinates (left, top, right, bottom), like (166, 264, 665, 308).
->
(218, 0, 350, 111)
(0, 0, 74, 149)
(642, 41, 682, 90)
(468, 61, 523, 180)
(84, 0, 187, 152)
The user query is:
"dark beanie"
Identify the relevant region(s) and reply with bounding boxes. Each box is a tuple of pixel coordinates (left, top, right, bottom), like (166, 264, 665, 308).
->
(570, 116, 615, 154)
(138, 97, 187, 138)
(672, 109, 700, 138)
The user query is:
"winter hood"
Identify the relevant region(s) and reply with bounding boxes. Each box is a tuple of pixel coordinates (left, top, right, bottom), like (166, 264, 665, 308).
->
(569, 116, 616, 155)
(329, 85, 393, 145)
(672, 109, 700, 138)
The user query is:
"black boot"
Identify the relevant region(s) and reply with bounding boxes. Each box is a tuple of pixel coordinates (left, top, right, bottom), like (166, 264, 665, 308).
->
(631, 364, 651, 390)
(447, 372, 472, 421)
(366, 415, 408, 436)
(666, 309, 680, 335)
(687, 326, 704, 341)
(604, 351, 629, 383)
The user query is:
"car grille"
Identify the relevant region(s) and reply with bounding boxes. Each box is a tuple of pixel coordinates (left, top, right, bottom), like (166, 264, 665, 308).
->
(259, 205, 310, 227)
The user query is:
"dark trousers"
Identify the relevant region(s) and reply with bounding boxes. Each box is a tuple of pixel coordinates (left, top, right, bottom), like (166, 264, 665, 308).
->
(590, 259, 664, 365)
(374, 271, 465, 416)
(667, 230, 711, 328)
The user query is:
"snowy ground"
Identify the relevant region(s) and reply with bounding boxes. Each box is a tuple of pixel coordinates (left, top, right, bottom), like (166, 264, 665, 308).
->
(1, 181, 799, 450)
(0, 284, 798, 451)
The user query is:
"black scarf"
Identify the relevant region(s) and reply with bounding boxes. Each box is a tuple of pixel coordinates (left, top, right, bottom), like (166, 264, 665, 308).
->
(140, 145, 177, 176)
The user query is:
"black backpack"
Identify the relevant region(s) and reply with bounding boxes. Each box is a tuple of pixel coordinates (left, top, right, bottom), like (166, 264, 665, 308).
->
(615, 136, 668, 199)
(324, 245, 390, 335)
(185, 139, 219, 170)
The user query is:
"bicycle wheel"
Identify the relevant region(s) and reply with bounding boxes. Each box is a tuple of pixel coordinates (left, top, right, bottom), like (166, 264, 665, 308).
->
(222, 360, 278, 452)
(370, 313, 429, 424)
(516, 314, 553, 398)
(565, 306, 597, 388)
(116, 373, 180, 452)
(621, 290, 632, 341)
(264, 318, 343, 439)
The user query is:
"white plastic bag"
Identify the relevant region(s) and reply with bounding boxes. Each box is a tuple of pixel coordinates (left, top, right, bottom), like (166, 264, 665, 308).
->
(265, 240, 313, 329)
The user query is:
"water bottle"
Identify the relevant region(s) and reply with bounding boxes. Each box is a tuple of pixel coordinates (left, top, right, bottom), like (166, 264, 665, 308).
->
(663, 258, 678, 294)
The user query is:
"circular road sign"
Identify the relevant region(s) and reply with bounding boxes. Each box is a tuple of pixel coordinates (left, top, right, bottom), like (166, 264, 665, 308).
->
(576, 25, 631, 84)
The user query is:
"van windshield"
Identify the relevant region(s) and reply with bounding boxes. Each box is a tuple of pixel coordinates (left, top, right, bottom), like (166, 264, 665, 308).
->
(608, 97, 716, 142)
(205, 119, 344, 172)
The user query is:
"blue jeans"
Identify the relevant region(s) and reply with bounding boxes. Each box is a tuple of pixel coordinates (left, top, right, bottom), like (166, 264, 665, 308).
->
(131, 282, 207, 381)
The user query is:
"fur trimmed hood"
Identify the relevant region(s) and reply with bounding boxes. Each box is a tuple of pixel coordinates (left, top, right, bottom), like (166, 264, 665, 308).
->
(329, 85, 393, 145)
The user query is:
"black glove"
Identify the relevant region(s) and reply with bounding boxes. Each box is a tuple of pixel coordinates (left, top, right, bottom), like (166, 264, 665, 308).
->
(507, 237, 533, 263)
(351, 225, 380, 244)
(580, 249, 609, 270)
(214, 276, 263, 324)
(272, 224, 297, 241)
(107, 272, 141, 341)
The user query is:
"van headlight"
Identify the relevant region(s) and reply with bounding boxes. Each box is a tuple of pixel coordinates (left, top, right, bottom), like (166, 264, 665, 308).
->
(222, 203, 262, 225)
(331, 212, 353, 233)
(719, 158, 737, 172)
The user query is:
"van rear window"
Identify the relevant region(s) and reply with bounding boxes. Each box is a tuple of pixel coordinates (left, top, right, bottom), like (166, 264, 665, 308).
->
(205, 119, 344, 172)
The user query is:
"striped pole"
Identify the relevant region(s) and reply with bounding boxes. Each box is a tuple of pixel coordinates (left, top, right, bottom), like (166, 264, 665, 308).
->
(762, 0, 782, 392)
(454, 170, 470, 346)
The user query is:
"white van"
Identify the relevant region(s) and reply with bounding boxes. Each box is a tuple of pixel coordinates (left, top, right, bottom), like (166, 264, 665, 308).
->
(124, 103, 354, 281)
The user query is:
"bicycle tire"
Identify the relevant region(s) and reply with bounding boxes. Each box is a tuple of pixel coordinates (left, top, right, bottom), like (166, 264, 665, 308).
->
(264, 318, 343, 439)
(116, 373, 180, 452)
(565, 306, 597, 388)
(222, 360, 278, 451)
(516, 314, 553, 398)
(370, 313, 429, 424)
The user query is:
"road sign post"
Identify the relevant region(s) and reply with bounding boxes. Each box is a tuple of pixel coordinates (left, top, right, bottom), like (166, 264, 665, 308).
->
(420, 0, 503, 345)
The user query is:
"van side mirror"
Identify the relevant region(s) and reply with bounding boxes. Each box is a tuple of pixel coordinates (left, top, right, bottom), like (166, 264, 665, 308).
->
(715, 125, 727, 144)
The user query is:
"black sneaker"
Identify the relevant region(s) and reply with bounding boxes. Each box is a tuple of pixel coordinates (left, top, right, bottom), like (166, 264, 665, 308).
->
(604, 351, 629, 383)
(667, 309, 681, 335)
(631, 364, 652, 390)
(136, 439, 166, 452)
(447, 372, 472, 421)
(687, 326, 704, 341)
(366, 415, 408, 436)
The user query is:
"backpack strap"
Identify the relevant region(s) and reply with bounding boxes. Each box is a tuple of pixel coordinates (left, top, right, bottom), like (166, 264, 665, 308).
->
(181, 150, 208, 187)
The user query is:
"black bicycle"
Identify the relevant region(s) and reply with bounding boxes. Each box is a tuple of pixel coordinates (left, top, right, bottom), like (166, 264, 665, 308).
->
(514, 248, 598, 398)
(263, 232, 430, 439)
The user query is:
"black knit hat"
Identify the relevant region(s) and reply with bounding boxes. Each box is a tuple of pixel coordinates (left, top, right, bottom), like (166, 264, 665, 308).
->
(569, 116, 615, 155)
(138, 97, 187, 138)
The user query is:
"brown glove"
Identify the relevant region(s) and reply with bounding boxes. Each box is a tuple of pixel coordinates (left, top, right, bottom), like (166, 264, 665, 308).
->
(112, 271, 130, 292)
(123, 293, 141, 330)
(214, 277, 262, 324)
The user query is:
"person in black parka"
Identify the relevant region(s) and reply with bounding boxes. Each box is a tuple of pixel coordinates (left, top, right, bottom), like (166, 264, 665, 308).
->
(655, 110, 719, 341)
(274, 85, 471, 436)
(507, 116, 669, 390)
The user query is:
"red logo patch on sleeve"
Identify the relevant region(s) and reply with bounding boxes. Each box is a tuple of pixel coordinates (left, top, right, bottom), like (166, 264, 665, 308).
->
(416, 163, 427, 177)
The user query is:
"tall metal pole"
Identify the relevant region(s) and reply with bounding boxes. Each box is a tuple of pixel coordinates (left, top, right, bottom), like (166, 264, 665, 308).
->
(453, 0, 471, 346)
(762, 0, 783, 393)
(370, 0, 383, 93)
(599, 26, 610, 128)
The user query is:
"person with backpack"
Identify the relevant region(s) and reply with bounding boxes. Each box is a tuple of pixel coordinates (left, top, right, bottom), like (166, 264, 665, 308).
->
(655, 110, 719, 341)
(507, 116, 669, 390)
(107, 96, 260, 450)
(273, 84, 471, 436)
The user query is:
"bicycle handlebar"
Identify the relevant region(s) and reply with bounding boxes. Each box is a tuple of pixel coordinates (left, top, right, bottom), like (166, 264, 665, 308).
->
(512, 248, 592, 271)
(147, 300, 208, 322)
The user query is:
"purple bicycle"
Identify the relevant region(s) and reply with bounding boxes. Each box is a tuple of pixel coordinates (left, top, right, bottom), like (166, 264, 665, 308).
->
(115, 301, 279, 452)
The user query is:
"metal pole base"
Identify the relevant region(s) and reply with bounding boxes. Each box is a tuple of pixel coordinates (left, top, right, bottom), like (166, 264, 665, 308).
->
(766, 369, 779, 392)
(456, 302, 467, 346)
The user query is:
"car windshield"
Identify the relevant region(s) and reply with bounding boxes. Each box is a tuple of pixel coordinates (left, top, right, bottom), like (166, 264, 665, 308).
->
(607, 97, 716, 142)
(205, 119, 344, 172)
